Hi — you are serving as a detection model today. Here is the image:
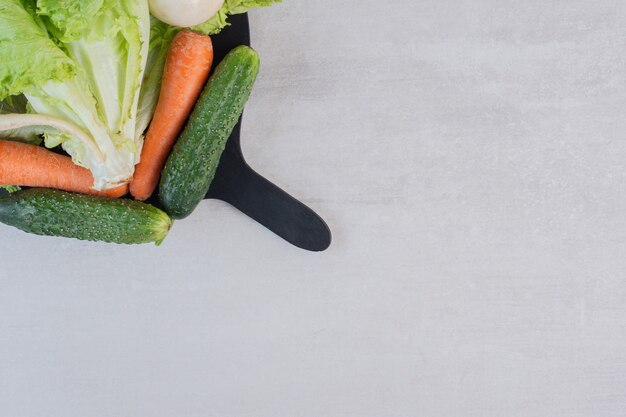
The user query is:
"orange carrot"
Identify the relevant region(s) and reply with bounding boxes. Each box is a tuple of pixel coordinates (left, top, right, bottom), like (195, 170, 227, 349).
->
(130, 29, 214, 201)
(0, 140, 128, 198)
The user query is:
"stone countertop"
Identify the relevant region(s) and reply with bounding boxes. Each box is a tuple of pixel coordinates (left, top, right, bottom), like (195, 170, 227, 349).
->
(2, 1, 626, 416)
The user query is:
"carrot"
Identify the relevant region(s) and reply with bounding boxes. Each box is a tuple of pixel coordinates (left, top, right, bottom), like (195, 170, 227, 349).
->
(0, 140, 128, 198)
(130, 30, 214, 201)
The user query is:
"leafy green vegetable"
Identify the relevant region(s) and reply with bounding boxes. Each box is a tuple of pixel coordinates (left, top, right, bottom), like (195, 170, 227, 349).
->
(0, 95, 42, 144)
(37, 0, 104, 42)
(0, 0, 76, 99)
(191, 5, 229, 34)
(136, 17, 179, 141)
(192, 0, 282, 35)
(0, 185, 20, 194)
(227, 0, 283, 14)
(0, 0, 151, 189)
(38, 0, 151, 164)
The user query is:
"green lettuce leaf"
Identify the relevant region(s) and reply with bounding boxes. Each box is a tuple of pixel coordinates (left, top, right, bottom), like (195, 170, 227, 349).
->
(0, 0, 76, 99)
(37, 0, 104, 42)
(136, 17, 179, 141)
(0, 185, 21, 194)
(0, 95, 43, 144)
(38, 0, 151, 161)
(192, 0, 282, 35)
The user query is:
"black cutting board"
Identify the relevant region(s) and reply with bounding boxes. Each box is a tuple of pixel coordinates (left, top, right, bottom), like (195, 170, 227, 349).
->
(0, 14, 332, 252)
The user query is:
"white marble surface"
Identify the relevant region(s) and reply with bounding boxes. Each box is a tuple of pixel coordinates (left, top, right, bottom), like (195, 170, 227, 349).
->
(2, 1, 626, 416)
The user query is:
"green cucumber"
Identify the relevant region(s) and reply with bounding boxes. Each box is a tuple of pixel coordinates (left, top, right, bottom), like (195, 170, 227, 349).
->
(159, 45, 260, 219)
(0, 188, 172, 245)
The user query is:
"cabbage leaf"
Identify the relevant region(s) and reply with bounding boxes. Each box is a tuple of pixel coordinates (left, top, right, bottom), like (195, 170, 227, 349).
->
(192, 0, 282, 35)
(0, 0, 150, 189)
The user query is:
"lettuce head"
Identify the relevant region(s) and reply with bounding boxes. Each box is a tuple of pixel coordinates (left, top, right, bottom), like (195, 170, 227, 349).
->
(0, 0, 150, 190)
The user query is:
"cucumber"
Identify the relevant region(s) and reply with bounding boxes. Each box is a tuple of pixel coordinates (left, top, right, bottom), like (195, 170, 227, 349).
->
(0, 188, 172, 245)
(159, 45, 260, 219)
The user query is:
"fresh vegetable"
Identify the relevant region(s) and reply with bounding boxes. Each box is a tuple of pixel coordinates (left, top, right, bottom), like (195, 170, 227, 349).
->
(148, 0, 281, 34)
(0, 0, 287, 246)
(130, 29, 214, 201)
(137, 0, 283, 134)
(0, 0, 150, 189)
(136, 17, 179, 141)
(159, 45, 259, 219)
(0, 188, 171, 244)
(0, 95, 42, 145)
(149, 0, 225, 27)
(0, 140, 128, 198)
(38, 0, 151, 167)
(192, 0, 282, 35)
(0, 185, 20, 194)
(0, 114, 104, 161)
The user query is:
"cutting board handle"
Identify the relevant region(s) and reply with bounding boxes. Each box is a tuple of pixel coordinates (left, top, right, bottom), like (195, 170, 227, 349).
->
(206, 149, 332, 252)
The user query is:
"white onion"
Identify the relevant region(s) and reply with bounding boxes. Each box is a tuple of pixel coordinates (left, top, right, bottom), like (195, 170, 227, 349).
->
(149, 0, 225, 27)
